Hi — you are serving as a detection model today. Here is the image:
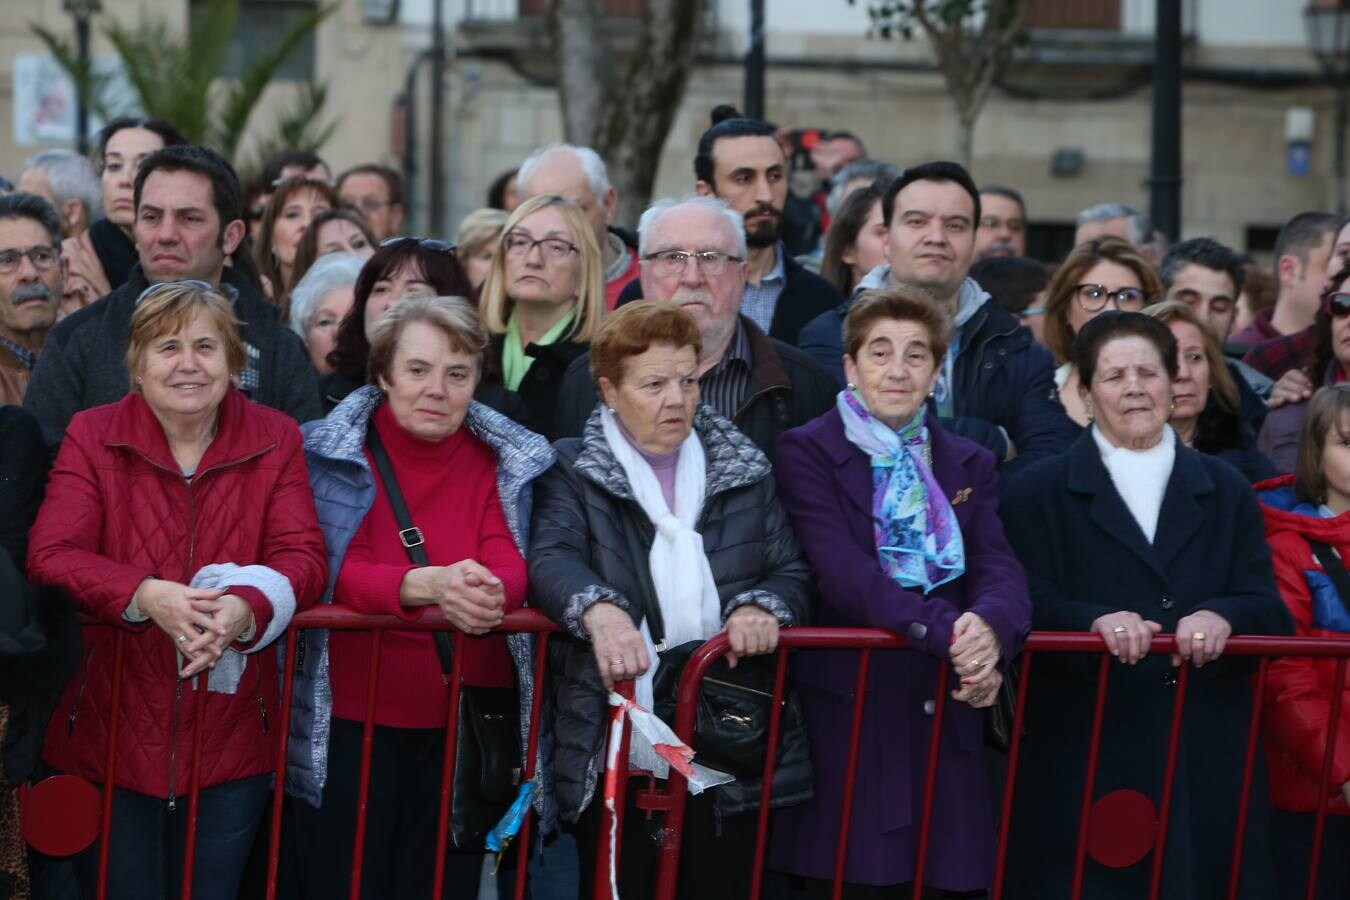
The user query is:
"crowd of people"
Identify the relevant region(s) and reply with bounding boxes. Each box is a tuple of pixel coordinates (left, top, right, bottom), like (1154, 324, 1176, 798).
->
(1, 100, 1349, 900)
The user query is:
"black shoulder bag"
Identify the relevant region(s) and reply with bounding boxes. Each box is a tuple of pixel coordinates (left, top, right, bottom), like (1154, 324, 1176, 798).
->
(366, 427, 521, 849)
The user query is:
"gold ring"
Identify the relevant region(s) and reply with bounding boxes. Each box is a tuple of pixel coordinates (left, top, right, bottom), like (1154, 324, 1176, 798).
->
(1192, 632, 1206, 642)
(1112, 625, 1127, 634)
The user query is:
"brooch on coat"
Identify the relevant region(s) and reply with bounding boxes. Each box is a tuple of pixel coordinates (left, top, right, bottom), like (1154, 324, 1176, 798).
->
(951, 487, 973, 506)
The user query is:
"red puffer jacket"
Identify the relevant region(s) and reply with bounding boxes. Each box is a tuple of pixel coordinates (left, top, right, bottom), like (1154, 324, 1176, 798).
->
(1256, 474, 1350, 815)
(28, 388, 327, 801)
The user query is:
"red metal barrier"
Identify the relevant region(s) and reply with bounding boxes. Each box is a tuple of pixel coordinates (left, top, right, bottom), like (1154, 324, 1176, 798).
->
(22, 619, 1350, 900)
(630, 629, 1350, 900)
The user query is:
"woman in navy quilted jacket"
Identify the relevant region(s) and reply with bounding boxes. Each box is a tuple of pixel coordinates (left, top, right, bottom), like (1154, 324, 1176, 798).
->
(27, 283, 328, 900)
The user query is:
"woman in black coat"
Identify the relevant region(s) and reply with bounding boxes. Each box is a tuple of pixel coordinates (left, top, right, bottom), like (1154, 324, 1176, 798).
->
(529, 302, 813, 900)
(479, 195, 605, 440)
(1000, 312, 1293, 900)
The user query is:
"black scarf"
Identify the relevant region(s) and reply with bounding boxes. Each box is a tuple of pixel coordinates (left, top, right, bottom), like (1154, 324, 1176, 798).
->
(87, 218, 139, 291)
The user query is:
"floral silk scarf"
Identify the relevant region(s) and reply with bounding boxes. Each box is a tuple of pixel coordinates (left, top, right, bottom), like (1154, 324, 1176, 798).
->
(837, 389, 965, 593)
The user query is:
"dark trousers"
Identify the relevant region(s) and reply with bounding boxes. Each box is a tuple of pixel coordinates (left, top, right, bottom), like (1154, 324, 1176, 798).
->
(574, 780, 759, 900)
(1272, 810, 1350, 900)
(794, 879, 986, 899)
(290, 717, 483, 900)
(72, 774, 271, 900)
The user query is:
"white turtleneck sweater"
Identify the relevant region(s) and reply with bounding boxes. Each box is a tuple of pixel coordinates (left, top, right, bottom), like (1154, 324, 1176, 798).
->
(1091, 424, 1176, 544)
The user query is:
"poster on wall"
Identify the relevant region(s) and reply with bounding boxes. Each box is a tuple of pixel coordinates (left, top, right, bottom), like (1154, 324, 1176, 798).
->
(12, 54, 135, 146)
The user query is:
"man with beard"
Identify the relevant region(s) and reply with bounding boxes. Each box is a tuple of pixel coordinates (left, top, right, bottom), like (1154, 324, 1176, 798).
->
(973, 184, 1027, 260)
(799, 161, 1074, 472)
(615, 107, 844, 346)
(553, 196, 836, 460)
(0, 193, 63, 404)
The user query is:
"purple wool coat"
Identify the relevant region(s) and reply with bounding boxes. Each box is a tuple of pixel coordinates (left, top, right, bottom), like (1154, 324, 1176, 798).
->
(768, 407, 1032, 890)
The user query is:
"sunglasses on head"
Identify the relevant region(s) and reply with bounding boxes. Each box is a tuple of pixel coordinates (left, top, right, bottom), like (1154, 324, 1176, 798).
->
(1326, 292, 1350, 318)
(379, 236, 456, 254)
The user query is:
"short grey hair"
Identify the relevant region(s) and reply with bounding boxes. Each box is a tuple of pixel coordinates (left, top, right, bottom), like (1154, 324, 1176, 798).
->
(367, 295, 488, 384)
(826, 159, 902, 217)
(0, 192, 64, 246)
(517, 143, 611, 201)
(637, 195, 747, 259)
(22, 149, 103, 224)
(1076, 201, 1152, 247)
(289, 252, 365, 339)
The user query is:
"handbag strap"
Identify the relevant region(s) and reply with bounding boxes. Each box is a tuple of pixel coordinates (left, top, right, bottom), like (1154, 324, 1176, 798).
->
(1306, 536, 1350, 617)
(367, 425, 455, 676)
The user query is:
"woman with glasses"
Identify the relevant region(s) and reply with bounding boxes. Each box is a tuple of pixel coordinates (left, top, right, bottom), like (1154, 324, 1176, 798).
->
(479, 195, 605, 440)
(1258, 264, 1350, 473)
(319, 236, 528, 423)
(1043, 237, 1162, 427)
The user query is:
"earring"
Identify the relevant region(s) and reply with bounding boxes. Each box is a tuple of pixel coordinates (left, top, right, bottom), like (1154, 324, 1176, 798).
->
(606, 406, 616, 414)
(846, 383, 855, 391)
(135, 376, 142, 385)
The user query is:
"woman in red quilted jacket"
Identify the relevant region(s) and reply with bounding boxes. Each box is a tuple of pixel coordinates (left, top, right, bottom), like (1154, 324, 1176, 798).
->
(1256, 383, 1350, 900)
(26, 282, 327, 900)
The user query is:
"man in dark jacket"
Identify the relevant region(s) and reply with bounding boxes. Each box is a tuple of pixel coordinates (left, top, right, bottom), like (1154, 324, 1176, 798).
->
(26, 145, 321, 446)
(613, 107, 843, 347)
(554, 197, 836, 461)
(798, 161, 1074, 472)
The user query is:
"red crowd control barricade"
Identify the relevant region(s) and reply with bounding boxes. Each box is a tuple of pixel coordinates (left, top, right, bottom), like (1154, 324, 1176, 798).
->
(20, 609, 565, 900)
(608, 629, 1350, 900)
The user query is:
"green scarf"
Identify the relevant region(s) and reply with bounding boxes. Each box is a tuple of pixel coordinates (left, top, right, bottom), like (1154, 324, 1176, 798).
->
(503, 310, 575, 391)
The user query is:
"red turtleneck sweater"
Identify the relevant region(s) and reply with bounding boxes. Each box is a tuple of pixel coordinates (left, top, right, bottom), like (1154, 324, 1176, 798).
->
(331, 403, 527, 728)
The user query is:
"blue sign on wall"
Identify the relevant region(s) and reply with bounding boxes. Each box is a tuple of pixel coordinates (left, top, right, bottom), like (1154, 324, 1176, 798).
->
(1288, 141, 1311, 177)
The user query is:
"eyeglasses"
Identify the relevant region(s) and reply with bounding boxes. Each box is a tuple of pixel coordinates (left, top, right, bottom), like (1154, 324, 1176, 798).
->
(0, 246, 60, 275)
(502, 232, 579, 261)
(134, 279, 238, 305)
(1020, 306, 1046, 318)
(640, 249, 744, 278)
(379, 236, 456, 254)
(1325, 291, 1350, 318)
(1074, 283, 1147, 313)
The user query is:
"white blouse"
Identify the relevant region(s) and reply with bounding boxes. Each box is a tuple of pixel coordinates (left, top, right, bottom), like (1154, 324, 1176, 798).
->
(1092, 424, 1176, 544)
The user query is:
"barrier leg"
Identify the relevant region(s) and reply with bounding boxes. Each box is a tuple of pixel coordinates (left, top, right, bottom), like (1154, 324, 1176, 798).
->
(266, 630, 301, 900)
(1226, 657, 1269, 900)
(348, 631, 383, 900)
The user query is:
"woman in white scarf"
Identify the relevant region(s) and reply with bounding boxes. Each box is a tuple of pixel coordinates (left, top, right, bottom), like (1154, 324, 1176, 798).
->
(529, 301, 814, 899)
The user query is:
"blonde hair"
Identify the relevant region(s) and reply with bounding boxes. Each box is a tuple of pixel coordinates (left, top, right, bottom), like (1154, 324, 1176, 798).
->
(454, 207, 510, 256)
(1142, 300, 1239, 414)
(478, 194, 604, 343)
(367, 295, 488, 385)
(126, 282, 246, 382)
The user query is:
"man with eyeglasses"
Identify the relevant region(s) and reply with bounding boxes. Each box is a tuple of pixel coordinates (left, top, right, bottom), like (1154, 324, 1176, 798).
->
(26, 145, 321, 447)
(554, 196, 835, 460)
(0, 193, 64, 405)
(973, 184, 1027, 260)
(336, 164, 404, 243)
(799, 161, 1074, 472)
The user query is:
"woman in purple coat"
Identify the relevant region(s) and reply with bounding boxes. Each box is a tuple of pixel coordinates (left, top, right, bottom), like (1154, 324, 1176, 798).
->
(769, 289, 1032, 896)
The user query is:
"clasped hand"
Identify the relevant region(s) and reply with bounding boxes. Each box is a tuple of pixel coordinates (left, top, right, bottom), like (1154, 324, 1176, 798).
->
(1091, 609, 1232, 668)
(401, 560, 505, 635)
(949, 611, 1002, 708)
(133, 578, 256, 679)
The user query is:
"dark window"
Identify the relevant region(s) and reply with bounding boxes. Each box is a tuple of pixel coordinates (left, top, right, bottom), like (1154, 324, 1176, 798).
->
(1027, 222, 1079, 264)
(1026, 0, 1120, 30)
(1244, 225, 1281, 258)
(189, 0, 318, 81)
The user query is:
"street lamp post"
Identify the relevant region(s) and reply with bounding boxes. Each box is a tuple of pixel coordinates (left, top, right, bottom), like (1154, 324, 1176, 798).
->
(63, 0, 102, 155)
(1307, 0, 1350, 215)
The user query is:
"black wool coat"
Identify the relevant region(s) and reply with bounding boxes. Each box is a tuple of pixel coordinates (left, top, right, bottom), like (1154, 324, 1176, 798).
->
(528, 406, 815, 823)
(999, 431, 1294, 900)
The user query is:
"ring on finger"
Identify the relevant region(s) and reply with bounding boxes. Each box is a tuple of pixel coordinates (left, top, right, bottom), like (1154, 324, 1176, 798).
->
(177, 634, 188, 644)
(1112, 625, 1128, 634)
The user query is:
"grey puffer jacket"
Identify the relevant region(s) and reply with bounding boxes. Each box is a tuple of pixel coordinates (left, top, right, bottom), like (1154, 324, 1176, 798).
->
(286, 385, 555, 808)
(529, 404, 815, 823)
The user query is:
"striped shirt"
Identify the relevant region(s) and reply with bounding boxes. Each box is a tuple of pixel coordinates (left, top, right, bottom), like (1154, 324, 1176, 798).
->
(739, 243, 786, 333)
(699, 319, 753, 420)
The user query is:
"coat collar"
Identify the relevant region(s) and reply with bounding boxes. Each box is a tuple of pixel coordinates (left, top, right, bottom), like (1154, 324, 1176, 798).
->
(573, 403, 771, 503)
(815, 406, 978, 521)
(1066, 427, 1214, 581)
(103, 387, 278, 474)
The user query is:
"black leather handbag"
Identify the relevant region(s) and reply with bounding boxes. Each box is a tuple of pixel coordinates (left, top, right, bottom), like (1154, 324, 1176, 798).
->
(366, 427, 520, 849)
